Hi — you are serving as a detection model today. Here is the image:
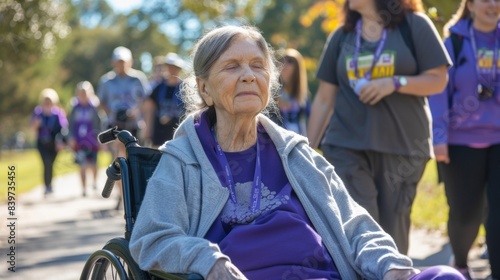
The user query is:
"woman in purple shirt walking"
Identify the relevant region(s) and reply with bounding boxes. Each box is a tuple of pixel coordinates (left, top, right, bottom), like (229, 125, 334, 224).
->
(68, 81, 104, 197)
(30, 88, 68, 196)
(429, 0, 500, 279)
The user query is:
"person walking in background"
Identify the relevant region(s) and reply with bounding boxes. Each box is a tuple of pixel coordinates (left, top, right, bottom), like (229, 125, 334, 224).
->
(428, 0, 500, 279)
(143, 52, 185, 148)
(307, 0, 451, 254)
(98, 46, 151, 143)
(68, 81, 105, 197)
(98, 46, 150, 209)
(31, 88, 68, 196)
(149, 55, 167, 89)
(277, 48, 310, 135)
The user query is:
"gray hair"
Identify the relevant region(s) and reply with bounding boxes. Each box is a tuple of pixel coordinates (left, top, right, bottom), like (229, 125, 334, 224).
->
(180, 25, 281, 118)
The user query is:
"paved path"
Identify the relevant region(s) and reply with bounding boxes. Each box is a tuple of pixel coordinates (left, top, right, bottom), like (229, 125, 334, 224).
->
(0, 170, 492, 279)
(0, 170, 124, 279)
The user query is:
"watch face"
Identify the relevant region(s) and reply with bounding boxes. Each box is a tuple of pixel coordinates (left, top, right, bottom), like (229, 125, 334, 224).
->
(400, 76, 408, 86)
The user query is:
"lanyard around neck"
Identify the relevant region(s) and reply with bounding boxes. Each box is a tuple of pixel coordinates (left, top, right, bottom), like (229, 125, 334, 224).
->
(211, 127, 262, 213)
(469, 23, 500, 87)
(353, 19, 388, 80)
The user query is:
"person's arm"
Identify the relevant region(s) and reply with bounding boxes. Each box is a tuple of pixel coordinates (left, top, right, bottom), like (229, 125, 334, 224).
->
(359, 12, 451, 105)
(67, 108, 77, 150)
(303, 149, 414, 279)
(97, 78, 111, 119)
(142, 98, 156, 142)
(129, 154, 229, 277)
(358, 66, 448, 105)
(395, 66, 448, 96)
(307, 80, 337, 148)
(30, 108, 42, 133)
(428, 38, 456, 164)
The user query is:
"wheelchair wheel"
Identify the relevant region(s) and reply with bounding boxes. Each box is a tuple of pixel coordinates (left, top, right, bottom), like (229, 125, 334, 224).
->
(102, 237, 150, 280)
(80, 249, 128, 280)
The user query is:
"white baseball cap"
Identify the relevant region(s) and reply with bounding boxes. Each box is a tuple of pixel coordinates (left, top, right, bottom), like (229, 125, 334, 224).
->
(112, 46, 132, 62)
(164, 52, 185, 69)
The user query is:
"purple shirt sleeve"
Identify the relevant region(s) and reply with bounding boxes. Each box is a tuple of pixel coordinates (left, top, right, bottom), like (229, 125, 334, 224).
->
(429, 38, 455, 145)
(56, 107, 69, 128)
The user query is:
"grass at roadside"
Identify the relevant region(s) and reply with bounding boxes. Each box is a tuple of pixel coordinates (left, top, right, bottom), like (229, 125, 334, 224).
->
(411, 160, 448, 231)
(0, 149, 112, 201)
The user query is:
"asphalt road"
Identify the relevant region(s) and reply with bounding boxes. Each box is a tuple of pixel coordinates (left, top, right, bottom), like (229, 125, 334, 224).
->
(0, 169, 491, 280)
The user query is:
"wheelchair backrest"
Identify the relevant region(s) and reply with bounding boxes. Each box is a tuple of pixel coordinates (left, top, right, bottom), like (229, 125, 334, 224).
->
(126, 146, 162, 226)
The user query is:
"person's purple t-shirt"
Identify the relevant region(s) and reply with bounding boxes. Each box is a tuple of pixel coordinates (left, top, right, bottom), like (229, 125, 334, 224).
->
(31, 106, 68, 144)
(195, 112, 340, 279)
(71, 104, 100, 150)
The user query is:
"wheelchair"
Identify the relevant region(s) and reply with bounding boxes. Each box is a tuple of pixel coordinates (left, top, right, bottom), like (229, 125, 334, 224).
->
(80, 126, 203, 280)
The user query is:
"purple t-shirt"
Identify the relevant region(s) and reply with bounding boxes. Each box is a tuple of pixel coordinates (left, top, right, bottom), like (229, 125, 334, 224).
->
(31, 106, 68, 144)
(195, 112, 340, 279)
(70, 103, 100, 150)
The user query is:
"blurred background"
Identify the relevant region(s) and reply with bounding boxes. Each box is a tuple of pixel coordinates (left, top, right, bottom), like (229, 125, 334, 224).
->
(0, 0, 459, 151)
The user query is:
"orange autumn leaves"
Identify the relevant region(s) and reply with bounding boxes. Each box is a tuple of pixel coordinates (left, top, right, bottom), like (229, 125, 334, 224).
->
(300, 0, 345, 34)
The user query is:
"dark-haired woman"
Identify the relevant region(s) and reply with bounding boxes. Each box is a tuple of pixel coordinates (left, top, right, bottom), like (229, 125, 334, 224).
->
(429, 0, 500, 279)
(308, 0, 451, 254)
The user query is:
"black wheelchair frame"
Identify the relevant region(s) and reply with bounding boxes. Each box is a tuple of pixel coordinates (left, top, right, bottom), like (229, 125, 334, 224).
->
(80, 126, 202, 280)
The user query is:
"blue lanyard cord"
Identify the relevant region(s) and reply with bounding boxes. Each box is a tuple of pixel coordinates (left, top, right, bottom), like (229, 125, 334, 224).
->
(211, 127, 262, 213)
(469, 23, 500, 87)
(353, 19, 388, 80)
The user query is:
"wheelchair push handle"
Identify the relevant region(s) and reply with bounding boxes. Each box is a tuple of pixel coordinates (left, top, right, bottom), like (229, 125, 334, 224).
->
(102, 178, 115, 199)
(98, 126, 139, 147)
(102, 160, 121, 198)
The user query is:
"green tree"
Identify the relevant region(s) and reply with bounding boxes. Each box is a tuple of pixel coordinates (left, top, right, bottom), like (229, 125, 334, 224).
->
(0, 0, 71, 145)
(257, 0, 341, 95)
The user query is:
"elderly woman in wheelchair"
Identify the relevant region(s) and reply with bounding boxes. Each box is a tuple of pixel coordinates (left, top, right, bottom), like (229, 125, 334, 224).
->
(129, 25, 465, 280)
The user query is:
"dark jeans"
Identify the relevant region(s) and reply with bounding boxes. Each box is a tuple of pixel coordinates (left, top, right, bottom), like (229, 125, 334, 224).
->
(37, 141, 58, 189)
(439, 144, 500, 277)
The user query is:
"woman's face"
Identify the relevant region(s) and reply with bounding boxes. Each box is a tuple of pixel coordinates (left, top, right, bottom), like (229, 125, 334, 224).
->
(166, 64, 181, 77)
(280, 57, 295, 85)
(348, 0, 375, 13)
(41, 97, 54, 113)
(198, 36, 270, 119)
(469, 0, 500, 28)
(77, 89, 90, 105)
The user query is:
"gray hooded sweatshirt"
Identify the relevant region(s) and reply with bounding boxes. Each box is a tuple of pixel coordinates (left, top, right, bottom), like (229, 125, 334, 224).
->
(129, 112, 414, 279)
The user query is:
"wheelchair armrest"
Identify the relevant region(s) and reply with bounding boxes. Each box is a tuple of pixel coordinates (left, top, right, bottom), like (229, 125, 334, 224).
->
(149, 270, 203, 280)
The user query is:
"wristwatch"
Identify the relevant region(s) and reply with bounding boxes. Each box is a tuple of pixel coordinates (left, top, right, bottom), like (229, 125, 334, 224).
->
(393, 76, 408, 92)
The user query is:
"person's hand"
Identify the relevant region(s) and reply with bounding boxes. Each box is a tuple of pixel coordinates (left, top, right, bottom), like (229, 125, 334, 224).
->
(206, 259, 247, 280)
(68, 139, 77, 150)
(383, 268, 420, 280)
(434, 144, 450, 164)
(358, 77, 394, 105)
(32, 117, 42, 129)
(128, 108, 140, 121)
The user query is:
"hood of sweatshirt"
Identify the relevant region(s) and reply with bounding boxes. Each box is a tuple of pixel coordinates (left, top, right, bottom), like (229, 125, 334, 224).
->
(449, 18, 472, 38)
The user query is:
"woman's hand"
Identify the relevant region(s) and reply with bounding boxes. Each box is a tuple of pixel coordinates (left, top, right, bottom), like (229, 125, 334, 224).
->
(383, 268, 420, 280)
(358, 77, 394, 105)
(434, 144, 450, 164)
(68, 139, 77, 150)
(32, 117, 42, 130)
(206, 259, 247, 280)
